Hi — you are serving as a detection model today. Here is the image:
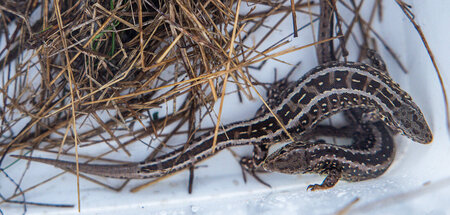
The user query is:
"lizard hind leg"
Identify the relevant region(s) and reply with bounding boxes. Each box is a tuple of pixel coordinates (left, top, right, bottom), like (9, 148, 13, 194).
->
(366, 49, 387, 73)
(254, 62, 302, 117)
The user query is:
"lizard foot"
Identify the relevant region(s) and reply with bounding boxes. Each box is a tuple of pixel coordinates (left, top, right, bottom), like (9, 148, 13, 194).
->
(239, 157, 271, 188)
(306, 169, 341, 191)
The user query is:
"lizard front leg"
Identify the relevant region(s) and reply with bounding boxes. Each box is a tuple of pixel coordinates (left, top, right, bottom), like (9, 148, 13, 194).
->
(306, 168, 341, 191)
(239, 143, 272, 187)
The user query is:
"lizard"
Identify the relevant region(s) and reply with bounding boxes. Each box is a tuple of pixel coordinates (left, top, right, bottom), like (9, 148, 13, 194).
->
(261, 109, 395, 191)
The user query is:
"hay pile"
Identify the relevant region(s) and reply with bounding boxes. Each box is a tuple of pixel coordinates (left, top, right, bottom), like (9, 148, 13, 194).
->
(1, 0, 297, 155)
(0, 0, 319, 193)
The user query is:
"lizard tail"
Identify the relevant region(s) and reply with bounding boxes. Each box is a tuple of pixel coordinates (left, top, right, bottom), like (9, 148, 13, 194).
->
(11, 155, 143, 179)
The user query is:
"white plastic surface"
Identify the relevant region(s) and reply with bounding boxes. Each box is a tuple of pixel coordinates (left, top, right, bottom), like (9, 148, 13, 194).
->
(2, 1, 450, 214)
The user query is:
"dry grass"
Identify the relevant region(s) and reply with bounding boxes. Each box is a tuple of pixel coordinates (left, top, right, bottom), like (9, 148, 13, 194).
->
(0, 0, 320, 209)
(0, 0, 319, 158)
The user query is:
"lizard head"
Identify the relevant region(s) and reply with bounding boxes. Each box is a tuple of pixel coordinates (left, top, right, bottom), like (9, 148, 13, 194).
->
(262, 142, 311, 174)
(392, 104, 433, 144)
